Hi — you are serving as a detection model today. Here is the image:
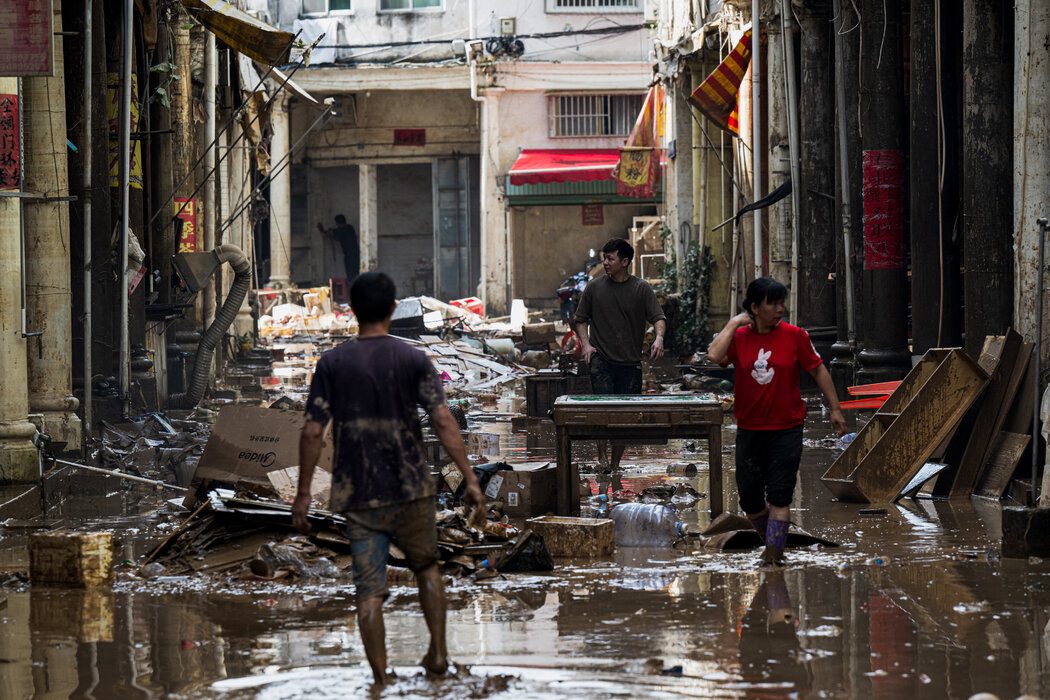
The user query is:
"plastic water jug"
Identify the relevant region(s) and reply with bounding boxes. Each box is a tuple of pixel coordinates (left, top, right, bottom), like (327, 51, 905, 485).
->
(609, 503, 687, 547)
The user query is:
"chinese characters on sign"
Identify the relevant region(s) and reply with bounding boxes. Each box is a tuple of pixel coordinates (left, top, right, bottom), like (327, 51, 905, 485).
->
(175, 197, 198, 253)
(582, 203, 603, 227)
(108, 73, 143, 189)
(862, 150, 904, 270)
(393, 129, 425, 146)
(0, 0, 53, 77)
(0, 94, 19, 191)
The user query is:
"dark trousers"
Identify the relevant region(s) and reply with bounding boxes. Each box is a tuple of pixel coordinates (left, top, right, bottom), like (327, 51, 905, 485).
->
(735, 425, 804, 514)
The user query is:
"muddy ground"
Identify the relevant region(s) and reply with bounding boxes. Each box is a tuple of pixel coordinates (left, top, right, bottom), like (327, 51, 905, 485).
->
(1, 407, 1048, 699)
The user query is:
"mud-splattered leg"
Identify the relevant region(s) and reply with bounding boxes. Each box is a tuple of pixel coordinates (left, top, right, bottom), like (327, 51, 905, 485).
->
(357, 596, 390, 684)
(417, 563, 449, 675)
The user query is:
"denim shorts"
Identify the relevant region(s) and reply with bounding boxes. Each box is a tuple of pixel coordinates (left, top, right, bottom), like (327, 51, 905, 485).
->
(735, 425, 804, 514)
(344, 496, 438, 602)
(589, 354, 642, 395)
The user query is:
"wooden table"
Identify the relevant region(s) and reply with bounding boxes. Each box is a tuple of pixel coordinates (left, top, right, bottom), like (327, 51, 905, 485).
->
(552, 395, 724, 517)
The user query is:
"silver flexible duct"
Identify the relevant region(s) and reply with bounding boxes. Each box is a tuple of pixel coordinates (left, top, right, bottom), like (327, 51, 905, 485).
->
(169, 244, 251, 408)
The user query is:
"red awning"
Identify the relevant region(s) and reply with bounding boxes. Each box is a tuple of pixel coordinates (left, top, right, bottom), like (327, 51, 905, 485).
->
(508, 149, 621, 186)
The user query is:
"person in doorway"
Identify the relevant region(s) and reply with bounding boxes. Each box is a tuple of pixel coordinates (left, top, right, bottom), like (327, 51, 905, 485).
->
(573, 238, 667, 470)
(317, 213, 360, 282)
(706, 277, 847, 566)
(292, 271, 484, 685)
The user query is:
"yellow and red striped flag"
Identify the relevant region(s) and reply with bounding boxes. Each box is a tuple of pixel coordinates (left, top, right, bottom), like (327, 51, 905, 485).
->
(615, 84, 664, 199)
(688, 29, 752, 135)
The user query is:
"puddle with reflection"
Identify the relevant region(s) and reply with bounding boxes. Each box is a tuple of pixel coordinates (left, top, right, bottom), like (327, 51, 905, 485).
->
(2, 406, 1050, 698)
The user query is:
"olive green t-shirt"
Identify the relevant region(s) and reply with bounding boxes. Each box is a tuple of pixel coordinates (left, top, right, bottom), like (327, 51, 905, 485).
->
(573, 275, 666, 365)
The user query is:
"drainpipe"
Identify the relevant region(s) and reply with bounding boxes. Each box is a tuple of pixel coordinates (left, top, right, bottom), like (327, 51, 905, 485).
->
(751, 1, 762, 279)
(119, 0, 133, 419)
(203, 33, 217, 327)
(833, 0, 856, 347)
(83, 0, 92, 446)
(780, 0, 801, 320)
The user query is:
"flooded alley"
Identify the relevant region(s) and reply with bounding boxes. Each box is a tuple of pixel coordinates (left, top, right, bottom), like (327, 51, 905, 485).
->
(2, 407, 1047, 700)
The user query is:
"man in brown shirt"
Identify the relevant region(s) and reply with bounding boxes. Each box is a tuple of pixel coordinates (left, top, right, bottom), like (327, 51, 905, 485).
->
(573, 238, 667, 469)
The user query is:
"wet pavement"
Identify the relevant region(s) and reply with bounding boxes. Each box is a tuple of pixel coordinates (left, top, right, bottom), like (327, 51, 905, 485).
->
(2, 406, 1049, 699)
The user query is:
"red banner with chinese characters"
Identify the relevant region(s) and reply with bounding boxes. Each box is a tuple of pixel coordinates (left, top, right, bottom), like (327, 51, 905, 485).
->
(393, 129, 425, 146)
(863, 150, 905, 270)
(175, 197, 198, 253)
(0, 93, 19, 190)
(0, 0, 53, 77)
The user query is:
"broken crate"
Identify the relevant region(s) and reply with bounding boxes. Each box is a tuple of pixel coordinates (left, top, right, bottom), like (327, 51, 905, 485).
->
(820, 348, 988, 503)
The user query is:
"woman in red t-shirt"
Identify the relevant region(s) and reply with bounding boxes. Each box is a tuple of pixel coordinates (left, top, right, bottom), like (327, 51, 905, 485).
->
(707, 277, 847, 565)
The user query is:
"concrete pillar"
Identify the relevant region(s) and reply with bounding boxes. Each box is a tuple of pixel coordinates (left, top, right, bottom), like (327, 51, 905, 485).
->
(667, 76, 695, 265)
(0, 80, 37, 481)
(479, 92, 508, 316)
(268, 94, 291, 287)
(963, 1, 1013, 359)
(23, 7, 81, 452)
(229, 119, 253, 339)
(358, 163, 378, 272)
(766, 14, 792, 288)
(1015, 1, 1050, 353)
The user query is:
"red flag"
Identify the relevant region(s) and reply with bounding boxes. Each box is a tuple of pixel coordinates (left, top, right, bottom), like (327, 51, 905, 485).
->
(615, 85, 664, 199)
(688, 29, 752, 135)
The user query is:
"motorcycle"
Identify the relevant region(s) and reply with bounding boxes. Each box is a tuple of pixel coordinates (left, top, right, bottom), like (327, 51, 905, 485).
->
(556, 248, 603, 324)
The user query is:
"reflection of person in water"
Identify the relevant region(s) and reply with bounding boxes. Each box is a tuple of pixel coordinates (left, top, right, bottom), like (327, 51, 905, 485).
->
(737, 571, 812, 693)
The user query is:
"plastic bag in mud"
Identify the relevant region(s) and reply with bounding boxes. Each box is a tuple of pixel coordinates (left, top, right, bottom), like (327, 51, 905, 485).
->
(495, 530, 554, 573)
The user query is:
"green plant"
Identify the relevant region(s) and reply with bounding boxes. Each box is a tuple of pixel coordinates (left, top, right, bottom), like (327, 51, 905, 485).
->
(655, 226, 716, 355)
(149, 60, 180, 108)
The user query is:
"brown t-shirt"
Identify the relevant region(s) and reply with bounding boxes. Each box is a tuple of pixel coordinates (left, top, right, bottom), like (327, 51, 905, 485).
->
(574, 274, 666, 365)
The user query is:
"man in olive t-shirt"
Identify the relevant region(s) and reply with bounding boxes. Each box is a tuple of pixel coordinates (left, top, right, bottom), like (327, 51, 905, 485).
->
(573, 237, 666, 469)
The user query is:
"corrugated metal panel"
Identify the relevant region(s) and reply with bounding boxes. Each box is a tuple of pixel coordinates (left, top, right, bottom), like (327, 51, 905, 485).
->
(505, 178, 662, 205)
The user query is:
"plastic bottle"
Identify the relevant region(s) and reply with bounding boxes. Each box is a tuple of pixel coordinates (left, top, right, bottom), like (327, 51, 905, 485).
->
(836, 432, 857, 449)
(609, 503, 687, 547)
(598, 494, 608, 518)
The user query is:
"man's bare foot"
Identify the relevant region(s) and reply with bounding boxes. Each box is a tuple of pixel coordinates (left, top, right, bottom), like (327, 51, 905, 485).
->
(371, 668, 396, 685)
(422, 650, 449, 676)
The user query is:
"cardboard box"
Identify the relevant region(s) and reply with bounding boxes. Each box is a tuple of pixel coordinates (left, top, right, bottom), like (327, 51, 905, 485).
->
(192, 406, 333, 487)
(29, 531, 114, 587)
(490, 462, 557, 517)
(525, 515, 614, 557)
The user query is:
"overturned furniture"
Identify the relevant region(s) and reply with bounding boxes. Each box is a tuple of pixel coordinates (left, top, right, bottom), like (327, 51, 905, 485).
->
(820, 348, 988, 503)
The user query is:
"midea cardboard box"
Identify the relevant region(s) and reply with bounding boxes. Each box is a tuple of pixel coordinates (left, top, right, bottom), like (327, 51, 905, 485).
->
(487, 462, 557, 518)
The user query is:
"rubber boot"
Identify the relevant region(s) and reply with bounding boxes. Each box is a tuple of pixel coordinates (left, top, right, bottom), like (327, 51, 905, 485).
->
(747, 507, 769, 544)
(762, 518, 790, 566)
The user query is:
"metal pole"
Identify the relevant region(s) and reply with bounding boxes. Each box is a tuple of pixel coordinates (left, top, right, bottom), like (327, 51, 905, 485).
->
(51, 458, 187, 491)
(83, 0, 93, 449)
(833, 0, 856, 346)
(119, 0, 133, 419)
(752, 4, 763, 279)
(1034, 217, 1046, 505)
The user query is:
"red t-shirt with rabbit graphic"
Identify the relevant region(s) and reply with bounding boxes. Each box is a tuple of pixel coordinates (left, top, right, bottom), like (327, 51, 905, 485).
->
(720, 321, 823, 430)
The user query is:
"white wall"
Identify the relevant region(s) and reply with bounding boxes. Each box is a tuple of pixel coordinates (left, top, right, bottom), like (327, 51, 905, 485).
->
(256, 0, 646, 66)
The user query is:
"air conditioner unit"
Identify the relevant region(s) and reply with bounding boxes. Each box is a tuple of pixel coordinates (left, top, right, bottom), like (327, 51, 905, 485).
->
(644, 0, 660, 25)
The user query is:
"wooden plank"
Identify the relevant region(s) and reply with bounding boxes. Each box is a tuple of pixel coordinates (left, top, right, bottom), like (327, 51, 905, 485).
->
(934, 331, 1021, 496)
(1002, 344, 1036, 434)
(974, 432, 1031, 499)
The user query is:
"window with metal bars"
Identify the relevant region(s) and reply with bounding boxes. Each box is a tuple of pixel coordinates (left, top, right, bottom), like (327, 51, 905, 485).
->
(301, 0, 351, 16)
(549, 94, 644, 138)
(551, 0, 640, 10)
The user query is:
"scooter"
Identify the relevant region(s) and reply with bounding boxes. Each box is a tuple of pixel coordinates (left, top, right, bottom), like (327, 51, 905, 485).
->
(556, 249, 602, 324)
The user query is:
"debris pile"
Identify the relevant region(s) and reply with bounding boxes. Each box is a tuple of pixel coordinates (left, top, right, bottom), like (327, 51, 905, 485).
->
(95, 413, 212, 487)
(141, 490, 553, 582)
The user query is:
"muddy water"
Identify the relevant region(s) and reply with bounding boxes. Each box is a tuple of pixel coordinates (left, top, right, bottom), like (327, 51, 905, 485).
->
(2, 409, 1050, 699)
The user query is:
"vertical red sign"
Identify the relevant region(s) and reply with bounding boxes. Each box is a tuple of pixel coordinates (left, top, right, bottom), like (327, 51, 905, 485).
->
(862, 150, 904, 270)
(174, 197, 197, 253)
(0, 93, 18, 190)
(0, 0, 53, 77)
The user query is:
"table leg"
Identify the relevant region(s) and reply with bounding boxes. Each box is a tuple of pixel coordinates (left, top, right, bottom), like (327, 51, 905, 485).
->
(556, 428, 572, 515)
(709, 425, 723, 517)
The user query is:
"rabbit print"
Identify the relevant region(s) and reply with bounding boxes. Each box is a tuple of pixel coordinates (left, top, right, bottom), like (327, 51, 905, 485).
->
(751, 348, 774, 385)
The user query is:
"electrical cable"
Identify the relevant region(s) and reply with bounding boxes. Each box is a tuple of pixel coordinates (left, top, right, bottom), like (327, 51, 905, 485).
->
(316, 22, 643, 51)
